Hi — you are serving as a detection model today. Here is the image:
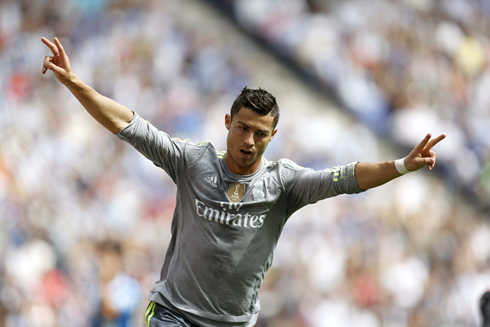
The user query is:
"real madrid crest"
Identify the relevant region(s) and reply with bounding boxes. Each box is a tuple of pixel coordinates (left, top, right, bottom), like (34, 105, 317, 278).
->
(227, 182, 245, 203)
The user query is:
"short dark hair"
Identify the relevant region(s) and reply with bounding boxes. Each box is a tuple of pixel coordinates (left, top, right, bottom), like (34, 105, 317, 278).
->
(230, 87, 279, 128)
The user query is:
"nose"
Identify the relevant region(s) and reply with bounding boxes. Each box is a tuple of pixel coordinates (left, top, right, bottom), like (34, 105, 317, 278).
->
(244, 132, 254, 147)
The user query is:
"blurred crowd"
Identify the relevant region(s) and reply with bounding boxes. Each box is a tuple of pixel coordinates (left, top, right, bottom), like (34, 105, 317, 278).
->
(0, 0, 490, 326)
(217, 0, 490, 207)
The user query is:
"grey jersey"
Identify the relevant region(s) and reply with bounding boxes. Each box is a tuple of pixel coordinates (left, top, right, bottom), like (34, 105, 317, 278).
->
(117, 113, 364, 326)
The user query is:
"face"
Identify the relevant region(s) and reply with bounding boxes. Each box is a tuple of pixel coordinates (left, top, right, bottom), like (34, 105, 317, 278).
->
(225, 107, 277, 175)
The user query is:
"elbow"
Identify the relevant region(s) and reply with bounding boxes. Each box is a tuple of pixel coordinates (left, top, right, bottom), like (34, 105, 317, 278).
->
(110, 112, 134, 134)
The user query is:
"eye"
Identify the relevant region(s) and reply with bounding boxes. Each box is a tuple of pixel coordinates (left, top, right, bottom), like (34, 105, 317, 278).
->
(256, 131, 269, 137)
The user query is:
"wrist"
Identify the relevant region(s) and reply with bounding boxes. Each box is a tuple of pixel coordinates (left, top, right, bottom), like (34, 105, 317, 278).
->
(60, 71, 78, 86)
(394, 157, 411, 175)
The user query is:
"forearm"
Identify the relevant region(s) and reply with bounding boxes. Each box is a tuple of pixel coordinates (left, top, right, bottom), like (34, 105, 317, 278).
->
(354, 161, 401, 191)
(41, 37, 133, 133)
(64, 74, 133, 134)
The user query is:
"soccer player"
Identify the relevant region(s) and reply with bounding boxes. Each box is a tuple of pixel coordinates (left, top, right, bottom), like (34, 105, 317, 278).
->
(41, 37, 446, 327)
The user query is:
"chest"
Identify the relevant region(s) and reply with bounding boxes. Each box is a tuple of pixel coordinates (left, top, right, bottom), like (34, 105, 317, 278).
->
(186, 161, 279, 200)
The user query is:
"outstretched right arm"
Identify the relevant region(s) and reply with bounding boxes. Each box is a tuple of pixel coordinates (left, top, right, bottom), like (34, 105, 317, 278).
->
(41, 37, 133, 134)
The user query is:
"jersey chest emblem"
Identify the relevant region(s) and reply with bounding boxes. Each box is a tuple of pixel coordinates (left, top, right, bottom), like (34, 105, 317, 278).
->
(228, 182, 245, 203)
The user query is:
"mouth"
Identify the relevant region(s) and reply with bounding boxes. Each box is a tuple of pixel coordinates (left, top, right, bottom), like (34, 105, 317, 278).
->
(240, 149, 253, 157)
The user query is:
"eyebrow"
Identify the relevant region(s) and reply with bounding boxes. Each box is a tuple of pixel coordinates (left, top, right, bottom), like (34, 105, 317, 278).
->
(237, 121, 270, 134)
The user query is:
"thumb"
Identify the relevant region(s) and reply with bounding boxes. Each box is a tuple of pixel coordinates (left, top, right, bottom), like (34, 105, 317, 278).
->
(48, 62, 64, 74)
(407, 156, 434, 171)
(420, 157, 435, 170)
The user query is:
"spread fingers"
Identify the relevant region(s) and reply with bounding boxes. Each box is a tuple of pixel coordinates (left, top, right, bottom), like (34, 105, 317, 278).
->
(41, 37, 59, 56)
(424, 134, 447, 152)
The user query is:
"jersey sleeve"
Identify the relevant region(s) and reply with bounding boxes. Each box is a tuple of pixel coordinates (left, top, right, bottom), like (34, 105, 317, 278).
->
(280, 159, 364, 215)
(116, 112, 186, 183)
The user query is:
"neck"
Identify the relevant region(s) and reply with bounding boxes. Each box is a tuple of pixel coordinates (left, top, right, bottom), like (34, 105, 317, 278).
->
(224, 153, 261, 175)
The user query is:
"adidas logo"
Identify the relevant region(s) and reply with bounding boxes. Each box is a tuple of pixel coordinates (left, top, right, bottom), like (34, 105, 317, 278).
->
(204, 176, 218, 188)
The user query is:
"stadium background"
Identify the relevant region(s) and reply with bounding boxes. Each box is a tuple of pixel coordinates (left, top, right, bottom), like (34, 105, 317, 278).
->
(0, 0, 490, 326)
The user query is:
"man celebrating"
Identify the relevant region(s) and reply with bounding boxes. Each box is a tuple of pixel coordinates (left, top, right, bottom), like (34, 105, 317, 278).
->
(42, 37, 445, 327)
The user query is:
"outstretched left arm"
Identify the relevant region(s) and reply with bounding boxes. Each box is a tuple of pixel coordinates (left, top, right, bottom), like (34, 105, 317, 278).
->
(355, 133, 446, 191)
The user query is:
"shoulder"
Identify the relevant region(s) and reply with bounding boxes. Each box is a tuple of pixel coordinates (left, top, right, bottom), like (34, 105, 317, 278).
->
(175, 139, 221, 163)
(173, 138, 215, 150)
(276, 158, 309, 172)
(268, 159, 313, 188)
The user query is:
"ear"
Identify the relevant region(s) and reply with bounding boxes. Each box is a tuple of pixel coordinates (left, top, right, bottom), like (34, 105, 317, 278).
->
(225, 114, 231, 130)
(270, 128, 278, 140)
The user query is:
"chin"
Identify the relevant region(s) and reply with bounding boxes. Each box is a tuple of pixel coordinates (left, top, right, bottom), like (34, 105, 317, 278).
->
(237, 161, 252, 168)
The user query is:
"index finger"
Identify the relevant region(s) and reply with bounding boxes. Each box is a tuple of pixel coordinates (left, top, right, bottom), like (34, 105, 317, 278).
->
(41, 37, 59, 56)
(53, 37, 68, 59)
(424, 134, 446, 152)
(414, 133, 432, 153)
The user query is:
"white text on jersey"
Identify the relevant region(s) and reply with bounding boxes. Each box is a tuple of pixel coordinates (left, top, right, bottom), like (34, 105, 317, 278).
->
(195, 199, 265, 228)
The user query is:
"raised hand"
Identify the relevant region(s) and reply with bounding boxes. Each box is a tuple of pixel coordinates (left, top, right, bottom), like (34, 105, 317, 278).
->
(41, 37, 74, 84)
(404, 133, 446, 172)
